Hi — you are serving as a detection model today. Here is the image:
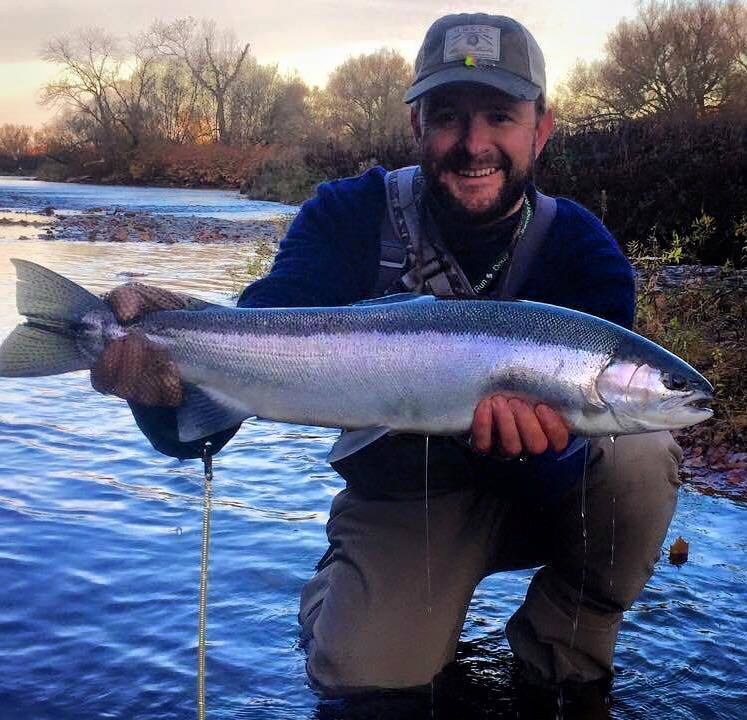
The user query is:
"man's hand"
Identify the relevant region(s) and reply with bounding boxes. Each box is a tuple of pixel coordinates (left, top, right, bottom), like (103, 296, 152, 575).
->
(91, 283, 190, 407)
(471, 395, 569, 457)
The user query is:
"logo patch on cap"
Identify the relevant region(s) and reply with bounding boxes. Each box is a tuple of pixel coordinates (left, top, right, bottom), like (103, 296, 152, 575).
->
(444, 25, 501, 64)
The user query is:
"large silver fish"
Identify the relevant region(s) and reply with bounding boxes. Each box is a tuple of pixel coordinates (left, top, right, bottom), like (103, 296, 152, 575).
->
(0, 260, 713, 460)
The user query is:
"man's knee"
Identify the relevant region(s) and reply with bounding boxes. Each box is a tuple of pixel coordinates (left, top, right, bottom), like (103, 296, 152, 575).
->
(589, 431, 682, 495)
(585, 431, 682, 609)
(305, 614, 448, 694)
(299, 486, 492, 695)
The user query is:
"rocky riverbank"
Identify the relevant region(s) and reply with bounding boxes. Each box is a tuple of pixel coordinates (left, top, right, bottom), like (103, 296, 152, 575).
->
(3, 207, 294, 245)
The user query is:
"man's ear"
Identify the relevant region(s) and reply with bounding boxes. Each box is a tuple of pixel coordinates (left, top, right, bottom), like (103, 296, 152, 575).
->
(534, 107, 554, 158)
(410, 106, 422, 144)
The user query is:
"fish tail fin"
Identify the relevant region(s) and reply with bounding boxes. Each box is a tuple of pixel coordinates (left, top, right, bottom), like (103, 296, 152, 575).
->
(0, 259, 106, 377)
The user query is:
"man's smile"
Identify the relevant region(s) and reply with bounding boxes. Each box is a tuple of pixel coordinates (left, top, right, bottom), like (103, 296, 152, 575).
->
(453, 167, 500, 178)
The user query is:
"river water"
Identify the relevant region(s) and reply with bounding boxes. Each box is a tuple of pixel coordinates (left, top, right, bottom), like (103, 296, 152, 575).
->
(0, 178, 745, 719)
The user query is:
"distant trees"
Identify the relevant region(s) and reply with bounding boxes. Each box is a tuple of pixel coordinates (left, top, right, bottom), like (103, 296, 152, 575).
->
(36, 19, 414, 184)
(320, 49, 412, 156)
(543, 0, 747, 269)
(555, 0, 747, 124)
(42, 30, 138, 154)
(0, 124, 33, 163)
(39, 19, 316, 154)
(148, 18, 250, 144)
(143, 58, 203, 144)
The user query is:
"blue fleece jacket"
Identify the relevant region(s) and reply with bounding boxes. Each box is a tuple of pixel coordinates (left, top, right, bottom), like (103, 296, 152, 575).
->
(131, 166, 634, 497)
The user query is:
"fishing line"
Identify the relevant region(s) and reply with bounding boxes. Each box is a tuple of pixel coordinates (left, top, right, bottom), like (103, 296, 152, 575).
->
(559, 441, 591, 719)
(424, 434, 432, 614)
(569, 440, 590, 652)
(197, 440, 214, 720)
(424, 435, 435, 719)
(609, 436, 617, 598)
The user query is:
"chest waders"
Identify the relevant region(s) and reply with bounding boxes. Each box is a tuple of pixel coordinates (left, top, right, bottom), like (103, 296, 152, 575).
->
(374, 165, 558, 300)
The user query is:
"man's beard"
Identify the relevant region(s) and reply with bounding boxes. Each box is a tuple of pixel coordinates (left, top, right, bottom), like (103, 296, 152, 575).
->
(420, 143, 535, 226)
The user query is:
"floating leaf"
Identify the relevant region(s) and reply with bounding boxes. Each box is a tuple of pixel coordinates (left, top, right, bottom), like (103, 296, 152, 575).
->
(669, 536, 689, 566)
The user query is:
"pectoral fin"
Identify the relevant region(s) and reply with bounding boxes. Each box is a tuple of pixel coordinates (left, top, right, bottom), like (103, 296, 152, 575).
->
(556, 436, 588, 461)
(177, 383, 251, 442)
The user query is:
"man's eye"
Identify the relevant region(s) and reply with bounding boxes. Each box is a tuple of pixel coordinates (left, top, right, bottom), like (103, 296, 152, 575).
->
(489, 112, 510, 124)
(431, 110, 457, 125)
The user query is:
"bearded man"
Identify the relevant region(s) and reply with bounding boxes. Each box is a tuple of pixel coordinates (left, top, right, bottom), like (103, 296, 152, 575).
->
(93, 12, 682, 713)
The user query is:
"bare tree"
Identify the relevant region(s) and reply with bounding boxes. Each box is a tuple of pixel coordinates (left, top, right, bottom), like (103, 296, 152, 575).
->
(41, 29, 123, 151)
(0, 124, 32, 162)
(41, 28, 156, 151)
(143, 57, 204, 143)
(149, 18, 250, 143)
(725, 0, 747, 72)
(556, 0, 747, 122)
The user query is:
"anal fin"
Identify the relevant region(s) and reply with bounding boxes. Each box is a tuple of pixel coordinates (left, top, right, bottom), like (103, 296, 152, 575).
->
(556, 435, 588, 461)
(327, 427, 391, 464)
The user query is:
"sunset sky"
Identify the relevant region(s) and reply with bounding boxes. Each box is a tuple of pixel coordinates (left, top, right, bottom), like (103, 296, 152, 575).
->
(0, 0, 638, 127)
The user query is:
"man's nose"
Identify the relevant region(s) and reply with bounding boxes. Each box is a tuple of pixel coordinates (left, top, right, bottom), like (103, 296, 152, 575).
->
(462, 116, 493, 157)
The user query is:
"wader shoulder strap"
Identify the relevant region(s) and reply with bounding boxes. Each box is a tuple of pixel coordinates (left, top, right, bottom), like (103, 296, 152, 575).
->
(374, 167, 419, 297)
(375, 166, 467, 297)
(496, 191, 557, 299)
(376, 174, 557, 300)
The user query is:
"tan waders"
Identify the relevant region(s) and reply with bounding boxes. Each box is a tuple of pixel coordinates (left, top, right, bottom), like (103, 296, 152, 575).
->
(298, 431, 682, 694)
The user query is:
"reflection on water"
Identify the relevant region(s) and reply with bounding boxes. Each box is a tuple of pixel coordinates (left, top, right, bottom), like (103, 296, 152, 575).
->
(1, 230, 746, 716)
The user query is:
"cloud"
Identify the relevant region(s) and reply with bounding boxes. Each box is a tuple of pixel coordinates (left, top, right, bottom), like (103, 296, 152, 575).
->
(1, 0, 544, 64)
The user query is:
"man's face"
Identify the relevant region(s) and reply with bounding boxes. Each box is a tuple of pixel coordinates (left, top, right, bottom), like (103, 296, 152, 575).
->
(413, 84, 553, 224)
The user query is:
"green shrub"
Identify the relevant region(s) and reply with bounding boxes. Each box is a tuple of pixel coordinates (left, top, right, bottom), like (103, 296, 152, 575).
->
(243, 147, 326, 203)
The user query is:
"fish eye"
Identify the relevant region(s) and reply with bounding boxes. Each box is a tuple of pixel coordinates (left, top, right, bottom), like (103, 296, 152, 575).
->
(663, 372, 688, 391)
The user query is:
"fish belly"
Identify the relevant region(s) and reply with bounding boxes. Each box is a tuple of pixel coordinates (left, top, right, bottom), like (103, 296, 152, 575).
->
(163, 329, 494, 433)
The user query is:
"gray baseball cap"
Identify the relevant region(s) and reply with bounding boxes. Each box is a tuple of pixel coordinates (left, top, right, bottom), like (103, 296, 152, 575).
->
(404, 14, 546, 104)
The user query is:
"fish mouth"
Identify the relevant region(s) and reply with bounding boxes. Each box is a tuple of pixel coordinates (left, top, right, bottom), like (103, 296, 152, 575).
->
(662, 390, 714, 419)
